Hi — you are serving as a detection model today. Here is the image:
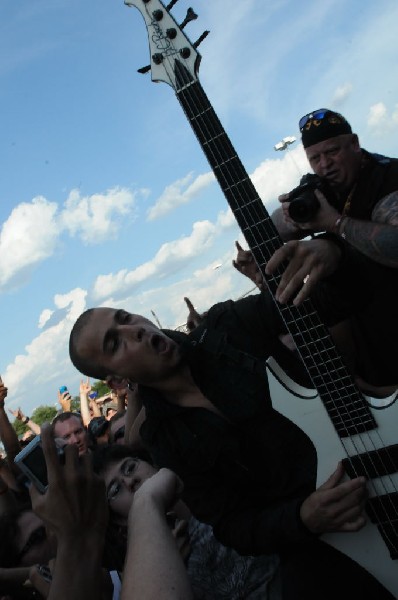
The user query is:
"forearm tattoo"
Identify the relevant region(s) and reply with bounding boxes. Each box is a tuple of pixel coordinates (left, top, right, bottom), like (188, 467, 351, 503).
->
(341, 192, 398, 268)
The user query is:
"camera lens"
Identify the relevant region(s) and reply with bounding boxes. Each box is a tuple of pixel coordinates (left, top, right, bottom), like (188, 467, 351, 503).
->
(288, 194, 320, 223)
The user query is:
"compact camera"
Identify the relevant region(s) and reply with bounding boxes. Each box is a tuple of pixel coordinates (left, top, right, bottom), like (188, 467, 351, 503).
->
(14, 434, 65, 493)
(287, 173, 332, 223)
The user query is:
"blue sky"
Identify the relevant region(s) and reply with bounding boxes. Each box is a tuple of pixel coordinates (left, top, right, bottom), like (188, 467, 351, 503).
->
(1, 0, 398, 415)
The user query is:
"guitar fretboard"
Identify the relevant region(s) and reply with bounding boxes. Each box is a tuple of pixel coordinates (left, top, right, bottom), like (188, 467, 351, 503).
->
(174, 60, 376, 439)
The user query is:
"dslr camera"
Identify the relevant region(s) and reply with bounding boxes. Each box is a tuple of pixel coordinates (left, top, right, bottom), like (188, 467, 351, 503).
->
(287, 173, 332, 223)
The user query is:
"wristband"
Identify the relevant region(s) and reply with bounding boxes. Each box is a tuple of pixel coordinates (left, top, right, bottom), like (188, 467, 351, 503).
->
(333, 215, 347, 238)
(22, 416, 29, 425)
(315, 232, 346, 262)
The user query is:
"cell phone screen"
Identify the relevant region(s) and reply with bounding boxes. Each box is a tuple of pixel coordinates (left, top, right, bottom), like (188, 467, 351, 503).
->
(21, 444, 48, 489)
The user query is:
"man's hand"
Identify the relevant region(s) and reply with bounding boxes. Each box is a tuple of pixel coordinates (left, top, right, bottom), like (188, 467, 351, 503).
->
(300, 462, 367, 534)
(79, 378, 91, 397)
(184, 297, 204, 332)
(29, 424, 109, 600)
(133, 468, 184, 517)
(30, 423, 108, 540)
(58, 390, 71, 412)
(8, 407, 24, 421)
(232, 241, 266, 291)
(265, 238, 342, 305)
(290, 189, 341, 233)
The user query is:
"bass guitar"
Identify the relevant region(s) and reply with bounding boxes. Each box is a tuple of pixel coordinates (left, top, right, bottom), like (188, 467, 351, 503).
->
(125, 0, 398, 594)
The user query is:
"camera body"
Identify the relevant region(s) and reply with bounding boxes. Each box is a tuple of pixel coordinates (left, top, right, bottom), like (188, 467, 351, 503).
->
(14, 434, 65, 493)
(287, 173, 332, 223)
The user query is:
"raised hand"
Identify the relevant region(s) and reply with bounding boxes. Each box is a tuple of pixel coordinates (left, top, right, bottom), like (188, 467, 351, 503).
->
(8, 407, 24, 421)
(30, 423, 108, 537)
(79, 377, 91, 397)
(29, 424, 108, 600)
(300, 461, 367, 534)
(265, 238, 342, 305)
(58, 390, 71, 412)
(232, 241, 266, 291)
(134, 468, 184, 517)
(184, 296, 203, 332)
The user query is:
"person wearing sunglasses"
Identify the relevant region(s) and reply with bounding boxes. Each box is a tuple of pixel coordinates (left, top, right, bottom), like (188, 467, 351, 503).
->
(264, 108, 398, 390)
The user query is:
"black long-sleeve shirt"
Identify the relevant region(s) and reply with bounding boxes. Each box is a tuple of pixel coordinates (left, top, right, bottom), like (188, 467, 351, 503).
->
(139, 293, 318, 555)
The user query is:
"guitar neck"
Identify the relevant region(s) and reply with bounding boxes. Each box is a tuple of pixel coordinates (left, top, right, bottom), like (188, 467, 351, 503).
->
(175, 61, 376, 438)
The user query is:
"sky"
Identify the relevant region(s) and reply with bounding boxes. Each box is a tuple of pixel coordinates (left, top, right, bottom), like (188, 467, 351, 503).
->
(1, 0, 398, 415)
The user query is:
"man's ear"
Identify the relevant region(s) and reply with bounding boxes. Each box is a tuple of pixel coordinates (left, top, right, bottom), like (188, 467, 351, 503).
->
(352, 133, 361, 151)
(106, 376, 129, 391)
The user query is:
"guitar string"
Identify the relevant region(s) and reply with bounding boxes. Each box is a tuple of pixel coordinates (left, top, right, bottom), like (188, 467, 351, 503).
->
(176, 73, 398, 552)
(165, 27, 398, 551)
(139, 1, 398, 554)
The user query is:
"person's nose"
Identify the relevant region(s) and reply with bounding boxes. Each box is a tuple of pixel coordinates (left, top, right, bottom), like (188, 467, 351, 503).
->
(318, 152, 332, 171)
(123, 473, 140, 492)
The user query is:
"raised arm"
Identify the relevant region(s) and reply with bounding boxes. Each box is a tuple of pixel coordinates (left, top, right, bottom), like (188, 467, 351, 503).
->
(8, 407, 41, 436)
(30, 423, 108, 600)
(121, 468, 193, 600)
(79, 378, 92, 427)
(0, 379, 22, 467)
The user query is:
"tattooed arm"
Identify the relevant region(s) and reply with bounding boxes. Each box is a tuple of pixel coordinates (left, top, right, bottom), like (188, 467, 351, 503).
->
(338, 192, 398, 268)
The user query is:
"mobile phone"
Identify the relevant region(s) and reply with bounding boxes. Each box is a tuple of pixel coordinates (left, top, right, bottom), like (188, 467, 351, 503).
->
(14, 435, 64, 493)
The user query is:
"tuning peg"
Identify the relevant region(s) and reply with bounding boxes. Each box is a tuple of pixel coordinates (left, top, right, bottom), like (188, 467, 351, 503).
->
(137, 65, 151, 74)
(180, 7, 198, 30)
(193, 30, 209, 48)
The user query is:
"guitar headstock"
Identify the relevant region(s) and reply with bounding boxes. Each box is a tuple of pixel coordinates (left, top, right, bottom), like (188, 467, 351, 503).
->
(125, 0, 205, 90)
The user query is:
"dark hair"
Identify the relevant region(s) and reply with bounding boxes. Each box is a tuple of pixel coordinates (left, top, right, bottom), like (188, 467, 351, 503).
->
(51, 411, 84, 435)
(88, 416, 110, 446)
(69, 309, 108, 380)
(92, 443, 153, 476)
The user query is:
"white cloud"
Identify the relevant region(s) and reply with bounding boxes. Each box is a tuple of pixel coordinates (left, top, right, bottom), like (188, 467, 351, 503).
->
(367, 103, 387, 127)
(60, 186, 139, 244)
(147, 172, 215, 220)
(0, 196, 58, 290)
(366, 102, 398, 137)
(331, 83, 353, 106)
(92, 219, 217, 300)
(251, 145, 308, 212)
(38, 309, 53, 329)
(3, 288, 87, 408)
(0, 186, 143, 293)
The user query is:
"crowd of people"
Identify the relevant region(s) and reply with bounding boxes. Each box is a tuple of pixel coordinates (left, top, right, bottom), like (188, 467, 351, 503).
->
(0, 109, 397, 599)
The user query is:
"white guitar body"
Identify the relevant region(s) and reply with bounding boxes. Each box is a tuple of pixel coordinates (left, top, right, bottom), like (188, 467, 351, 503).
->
(267, 359, 398, 597)
(125, 1, 398, 594)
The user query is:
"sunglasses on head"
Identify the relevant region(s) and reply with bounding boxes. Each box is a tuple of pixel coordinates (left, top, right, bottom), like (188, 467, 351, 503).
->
(299, 108, 330, 131)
